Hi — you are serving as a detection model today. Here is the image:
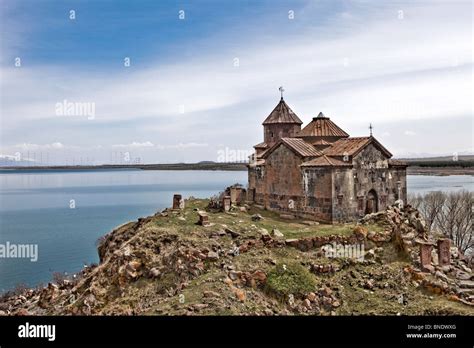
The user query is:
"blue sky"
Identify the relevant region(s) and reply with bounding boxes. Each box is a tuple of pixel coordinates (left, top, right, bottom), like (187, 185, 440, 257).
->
(0, 0, 472, 164)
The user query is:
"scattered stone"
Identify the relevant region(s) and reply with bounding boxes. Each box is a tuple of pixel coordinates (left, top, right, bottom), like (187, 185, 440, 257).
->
(271, 229, 284, 238)
(260, 229, 272, 242)
(149, 268, 161, 278)
(225, 228, 241, 239)
(234, 288, 246, 302)
(203, 291, 221, 298)
(307, 292, 317, 302)
(251, 214, 264, 221)
(302, 220, 319, 226)
(207, 251, 219, 261)
(229, 271, 242, 281)
(252, 270, 267, 283)
(303, 299, 312, 309)
(285, 239, 299, 247)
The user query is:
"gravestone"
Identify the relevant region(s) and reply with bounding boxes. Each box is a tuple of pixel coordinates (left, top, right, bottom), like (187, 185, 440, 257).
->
(437, 239, 451, 266)
(173, 194, 184, 210)
(222, 196, 231, 212)
(419, 242, 433, 272)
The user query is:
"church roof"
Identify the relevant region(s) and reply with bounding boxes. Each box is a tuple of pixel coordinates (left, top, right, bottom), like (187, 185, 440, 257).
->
(298, 112, 349, 137)
(253, 142, 268, 149)
(311, 139, 332, 146)
(262, 99, 303, 125)
(322, 136, 392, 158)
(301, 155, 352, 167)
(262, 137, 322, 159)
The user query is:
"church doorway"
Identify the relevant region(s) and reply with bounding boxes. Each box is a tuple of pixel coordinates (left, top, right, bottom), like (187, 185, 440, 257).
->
(365, 189, 378, 214)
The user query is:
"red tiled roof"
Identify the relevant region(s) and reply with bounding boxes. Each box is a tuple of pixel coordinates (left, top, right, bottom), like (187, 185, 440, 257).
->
(262, 99, 303, 125)
(298, 112, 349, 137)
(322, 136, 392, 158)
(262, 137, 322, 159)
(301, 155, 352, 167)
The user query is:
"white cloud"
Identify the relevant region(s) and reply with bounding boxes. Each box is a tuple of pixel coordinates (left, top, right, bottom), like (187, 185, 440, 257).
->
(0, 1, 471, 161)
(404, 131, 417, 136)
(14, 142, 66, 150)
(112, 141, 155, 148)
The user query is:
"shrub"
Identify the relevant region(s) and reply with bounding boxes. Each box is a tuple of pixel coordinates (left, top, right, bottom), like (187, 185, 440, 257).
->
(265, 262, 316, 299)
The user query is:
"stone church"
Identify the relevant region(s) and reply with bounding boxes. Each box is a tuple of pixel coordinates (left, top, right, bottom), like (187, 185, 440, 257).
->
(247, 95, 407, 223)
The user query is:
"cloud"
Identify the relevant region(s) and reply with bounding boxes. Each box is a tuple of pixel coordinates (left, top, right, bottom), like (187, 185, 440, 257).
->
(404, 131, 417, 136)
(0, 1, 471, 161)
(14, 142, 66, 150)
(112, 141, 155, 148)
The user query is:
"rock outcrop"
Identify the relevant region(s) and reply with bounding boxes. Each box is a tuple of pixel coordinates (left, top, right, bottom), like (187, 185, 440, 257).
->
(0, 199, 472, 316)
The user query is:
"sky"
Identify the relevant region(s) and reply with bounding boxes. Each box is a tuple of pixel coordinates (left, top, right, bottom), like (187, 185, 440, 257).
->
(0, 0, 472, 164)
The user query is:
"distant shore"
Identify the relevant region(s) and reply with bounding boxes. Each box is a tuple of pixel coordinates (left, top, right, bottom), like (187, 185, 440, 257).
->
(0, 162, 473, 176)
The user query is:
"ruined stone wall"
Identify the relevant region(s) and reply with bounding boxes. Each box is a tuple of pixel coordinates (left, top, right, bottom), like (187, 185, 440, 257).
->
(248, 165, 265, 204)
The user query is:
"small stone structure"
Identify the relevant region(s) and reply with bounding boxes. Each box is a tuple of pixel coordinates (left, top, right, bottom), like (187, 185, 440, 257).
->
(198, 212, 210, 226)
(172, 194, 184, 210)
(229, 186, 245, 205)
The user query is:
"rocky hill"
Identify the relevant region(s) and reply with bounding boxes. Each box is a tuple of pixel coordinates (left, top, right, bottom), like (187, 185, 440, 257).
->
(1, 198, 473, 316)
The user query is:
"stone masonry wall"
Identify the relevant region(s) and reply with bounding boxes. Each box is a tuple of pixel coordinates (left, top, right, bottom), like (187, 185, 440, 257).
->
(331, 144, 407, 223)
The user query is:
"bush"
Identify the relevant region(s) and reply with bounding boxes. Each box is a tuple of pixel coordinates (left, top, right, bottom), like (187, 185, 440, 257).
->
(265, 263, 316, 299)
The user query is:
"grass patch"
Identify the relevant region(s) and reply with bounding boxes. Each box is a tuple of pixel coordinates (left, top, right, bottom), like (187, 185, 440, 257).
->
(265, 262, 316, 299)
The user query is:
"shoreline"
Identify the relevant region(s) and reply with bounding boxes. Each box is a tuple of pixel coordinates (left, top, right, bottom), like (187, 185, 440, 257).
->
(0, 164, 472, 176)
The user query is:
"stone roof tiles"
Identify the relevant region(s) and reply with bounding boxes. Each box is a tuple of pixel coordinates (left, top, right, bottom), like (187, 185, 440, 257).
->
(262, 99, 303, 125)
(297, 112, 349, 138)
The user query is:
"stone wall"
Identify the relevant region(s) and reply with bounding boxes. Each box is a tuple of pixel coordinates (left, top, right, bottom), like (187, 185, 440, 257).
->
(248, 143, 407, 224)
(263, 145, 305, 212)
(264, 124, 301, 147)
(331, 144, 407, 223)
(301, 168, 334, 222)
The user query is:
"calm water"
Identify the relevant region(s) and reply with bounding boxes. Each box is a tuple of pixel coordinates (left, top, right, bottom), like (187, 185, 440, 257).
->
(0, 170, 472, 292)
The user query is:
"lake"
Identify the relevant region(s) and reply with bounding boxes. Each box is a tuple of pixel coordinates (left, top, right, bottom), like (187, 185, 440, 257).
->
(0, 170, 472, 292)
